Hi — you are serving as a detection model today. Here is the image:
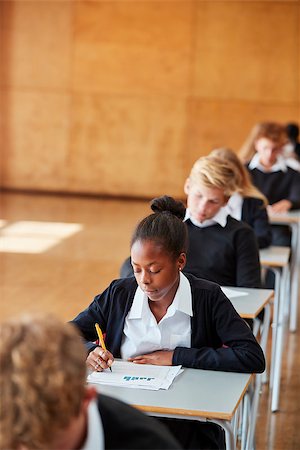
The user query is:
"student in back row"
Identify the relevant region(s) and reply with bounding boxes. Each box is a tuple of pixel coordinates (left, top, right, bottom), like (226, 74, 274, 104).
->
(72, 195, 265, 449)
(210, 147, 271, 249)
(121, 155, 261, 287)
(239, 121, 300, 246)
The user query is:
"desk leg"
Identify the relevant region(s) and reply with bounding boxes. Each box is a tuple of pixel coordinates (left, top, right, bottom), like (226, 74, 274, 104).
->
(258, 303, 271, 384)
(271, 265, 288, 412)
(289, 223, 299, 332)
(269, 268, 281, 389)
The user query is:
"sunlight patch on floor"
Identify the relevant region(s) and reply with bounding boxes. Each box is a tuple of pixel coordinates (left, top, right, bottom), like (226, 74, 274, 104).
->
(0, 221, 83, 254)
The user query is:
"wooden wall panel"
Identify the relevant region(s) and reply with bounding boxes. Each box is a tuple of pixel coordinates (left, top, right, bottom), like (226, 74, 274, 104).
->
(72, 1, 194, 96)
(2, 91, 71, 190)
(1, 1, 72, 89)
(193, 2, 299, 102)
(68, 94, 187, 198)
(1, 0, 299, 198)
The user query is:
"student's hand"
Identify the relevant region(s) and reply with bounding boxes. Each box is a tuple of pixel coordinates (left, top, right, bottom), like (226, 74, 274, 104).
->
(268, 200, 292, 214)
(86, 347, 114, 372)
(128, 350, 174, 366)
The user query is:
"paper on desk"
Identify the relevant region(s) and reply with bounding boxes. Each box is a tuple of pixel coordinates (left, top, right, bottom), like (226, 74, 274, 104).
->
(221, 287, 249, 298)
(87, 360, 183, 390)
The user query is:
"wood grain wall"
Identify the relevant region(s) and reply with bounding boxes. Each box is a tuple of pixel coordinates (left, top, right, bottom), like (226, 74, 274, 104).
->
(1, 0, 299, 199)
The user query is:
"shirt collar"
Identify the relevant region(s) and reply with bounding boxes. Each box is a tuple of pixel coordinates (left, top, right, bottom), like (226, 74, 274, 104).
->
(128, 272, 193, 319)
(226, 192, 243, 215)
(185, 207, 228, 228)
(248, 153, 288, 173)
(81, 398, 104, 450)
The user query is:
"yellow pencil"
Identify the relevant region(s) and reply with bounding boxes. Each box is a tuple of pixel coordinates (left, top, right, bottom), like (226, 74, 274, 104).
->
(95, 323, 112, 372)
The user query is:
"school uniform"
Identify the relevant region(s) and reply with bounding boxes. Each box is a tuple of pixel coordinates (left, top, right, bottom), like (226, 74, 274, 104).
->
(92, 394, 182, 449)
(247, 154, 300, 209)
(120, 208, 262, 287)
(72, 273, 264, 449)
(184, 208, 261, 287)
(226, 192, 272, 249)
(247, 154, 300, 246)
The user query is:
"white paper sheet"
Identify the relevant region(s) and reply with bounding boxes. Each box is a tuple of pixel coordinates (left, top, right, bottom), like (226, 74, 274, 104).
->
(87, 360, 182, 390)
(221, 287, 249, 298)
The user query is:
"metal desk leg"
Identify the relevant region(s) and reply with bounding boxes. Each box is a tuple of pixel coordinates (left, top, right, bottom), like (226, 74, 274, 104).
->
(289, 223, 299, 332)
(271, 265, 288, 412)
(269, 267, 281, 389)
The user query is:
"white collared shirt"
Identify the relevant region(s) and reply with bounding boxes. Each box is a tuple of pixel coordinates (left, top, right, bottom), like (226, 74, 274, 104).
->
(81, 398, 104, 450)
(184, 207, 228, 228)
(121, 272, 193, 360)
(248, 153, 288, 173)
(226, 192, 243, 221)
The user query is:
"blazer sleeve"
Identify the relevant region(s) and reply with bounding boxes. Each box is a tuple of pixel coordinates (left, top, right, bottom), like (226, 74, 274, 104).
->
(235, 226, 261, 287)
(172, 286, 265, 374)
(243, 198, 272, 249)
(289, 170, 300, 209)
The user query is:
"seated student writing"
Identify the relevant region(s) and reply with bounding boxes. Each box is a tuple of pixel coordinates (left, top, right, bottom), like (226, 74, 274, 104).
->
(72, 196, 265, 449)
(0, 313, 181, 450)
(210, 147, 272, 249)
(240, 121, 300, 246)
(121, 156, 261, 288)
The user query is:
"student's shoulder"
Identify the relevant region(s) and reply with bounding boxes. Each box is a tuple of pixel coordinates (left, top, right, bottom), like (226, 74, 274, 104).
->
(97, 394, 181, 449)
(105, 276, 138, 295)
(243, 196, 264, 208)
(184, 273, 222, 295)
(226, 215, 253, 232)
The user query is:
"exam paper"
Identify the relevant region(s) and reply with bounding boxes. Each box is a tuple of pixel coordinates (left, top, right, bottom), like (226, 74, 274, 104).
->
(221, 287, 249, 299)
(87, 360, 182, 390)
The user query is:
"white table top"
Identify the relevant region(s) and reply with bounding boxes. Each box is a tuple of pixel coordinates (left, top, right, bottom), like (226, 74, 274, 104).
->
(269, 209, 300, 225)
(259, 245, 290, 267)
(92, 367, 252, 421)
(223, 287, 274, 319)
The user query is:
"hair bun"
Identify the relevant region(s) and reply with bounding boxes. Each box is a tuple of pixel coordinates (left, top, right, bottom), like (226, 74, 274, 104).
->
(150, 195, 186, 221)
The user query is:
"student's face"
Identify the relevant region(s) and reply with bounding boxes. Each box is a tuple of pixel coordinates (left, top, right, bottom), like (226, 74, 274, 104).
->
(255, 137, 282, 167)
(131, 239, 185, 305)
(184, 180, 228, 223)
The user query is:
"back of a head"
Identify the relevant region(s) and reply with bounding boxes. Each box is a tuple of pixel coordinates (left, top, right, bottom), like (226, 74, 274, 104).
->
(0, 314, 87, 449)
(239, 122, 287, 163)
(188, 155, 241, 198)
(131, 195, 188, 258)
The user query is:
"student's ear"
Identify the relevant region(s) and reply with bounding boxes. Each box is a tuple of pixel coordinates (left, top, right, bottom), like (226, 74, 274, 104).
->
(222, 196, 230, 207)
(184, 178, 190, 195)
(178, 253, 186, 271)
(82, 386, 97, 414)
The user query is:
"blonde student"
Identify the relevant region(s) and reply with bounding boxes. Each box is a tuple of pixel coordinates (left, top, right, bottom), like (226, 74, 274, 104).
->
(183, 155, 261, 287)
(0, 314, 181, 450)
(72, 195, 265, 449)
(210, 147, 271, 249)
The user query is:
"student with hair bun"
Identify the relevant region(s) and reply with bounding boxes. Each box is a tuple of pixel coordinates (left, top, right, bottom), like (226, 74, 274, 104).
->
(72, 195, 265, 449)
(210, 147, 272, 248)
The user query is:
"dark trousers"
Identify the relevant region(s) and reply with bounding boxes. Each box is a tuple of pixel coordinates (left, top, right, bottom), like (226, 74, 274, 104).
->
(158, 418, 226, 450)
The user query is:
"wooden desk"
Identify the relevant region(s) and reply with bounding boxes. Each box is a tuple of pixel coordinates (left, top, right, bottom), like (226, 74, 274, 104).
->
(269, 210, 300, 332)
(91, 368, 252, 450)
(259, 246, 290, 412)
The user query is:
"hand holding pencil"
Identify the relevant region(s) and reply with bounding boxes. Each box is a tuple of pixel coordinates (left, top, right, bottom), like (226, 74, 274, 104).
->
(86, 324, 114, 372)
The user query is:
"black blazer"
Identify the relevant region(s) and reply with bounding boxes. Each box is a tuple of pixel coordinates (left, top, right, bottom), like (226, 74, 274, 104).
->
(241, 197, 272, 248)
(97, 394, 181, 449)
